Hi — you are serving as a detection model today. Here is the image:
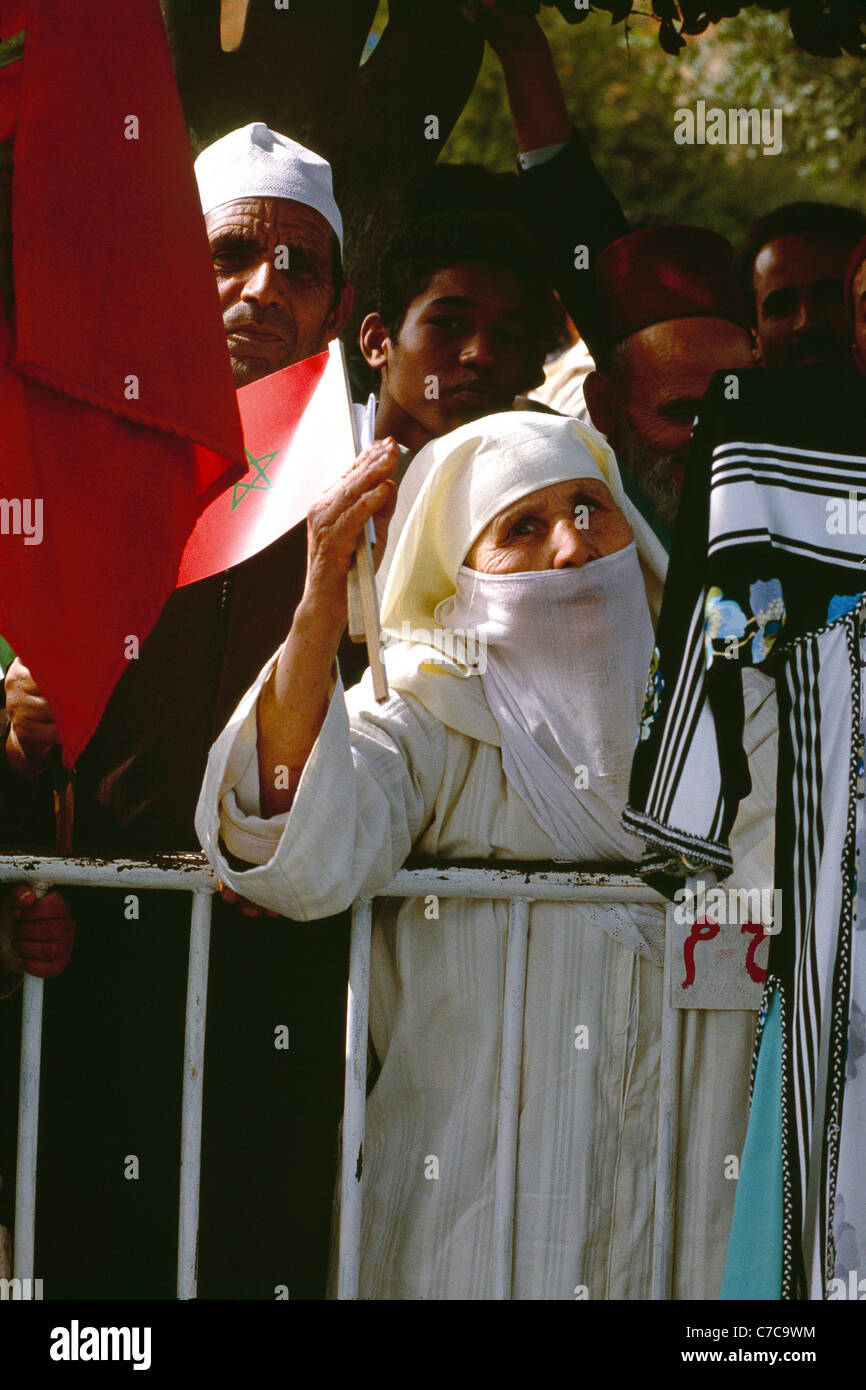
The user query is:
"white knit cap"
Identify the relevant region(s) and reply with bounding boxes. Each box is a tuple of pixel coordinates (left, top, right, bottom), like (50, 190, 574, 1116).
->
(194, 122, 343, 250)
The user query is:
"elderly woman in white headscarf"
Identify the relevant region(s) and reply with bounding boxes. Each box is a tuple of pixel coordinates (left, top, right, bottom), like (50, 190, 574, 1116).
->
(196, 412, 776, 1301)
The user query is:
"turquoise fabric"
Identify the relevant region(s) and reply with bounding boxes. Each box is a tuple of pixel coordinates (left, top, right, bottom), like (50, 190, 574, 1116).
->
(721, 989, 784, 1299)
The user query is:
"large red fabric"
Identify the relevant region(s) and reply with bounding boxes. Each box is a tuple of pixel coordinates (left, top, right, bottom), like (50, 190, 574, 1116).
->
(12, 0, 241, 460)
(0, 0, 244, 766)
(0, 8, 25, 137)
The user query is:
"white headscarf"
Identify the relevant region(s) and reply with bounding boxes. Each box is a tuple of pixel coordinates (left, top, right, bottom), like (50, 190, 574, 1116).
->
(378, 412, 664, 952)
(379, 412, 664, 744)
(378, 412, 661, 852)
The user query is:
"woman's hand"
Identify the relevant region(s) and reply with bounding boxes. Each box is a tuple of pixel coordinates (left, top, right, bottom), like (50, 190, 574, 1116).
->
(255, 439, 400, 821)
(302, 436, 400, 631)
(219, 883, 281, 919)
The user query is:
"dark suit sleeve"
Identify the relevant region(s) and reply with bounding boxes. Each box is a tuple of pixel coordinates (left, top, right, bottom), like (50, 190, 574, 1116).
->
(0, 720, 55, 847)
(518, 129, 628, 360)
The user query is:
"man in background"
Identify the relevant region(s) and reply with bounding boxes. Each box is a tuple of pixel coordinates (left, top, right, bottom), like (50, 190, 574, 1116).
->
(738, 202, 866, 374)
(582, 226, 754, 544)
(845, 234, 866, 378)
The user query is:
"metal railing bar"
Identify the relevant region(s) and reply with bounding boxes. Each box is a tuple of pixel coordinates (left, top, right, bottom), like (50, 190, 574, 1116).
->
(12, 975, 43, 1288)
(176, 890, 213, 1301)
(0, 853, 217, 892)
(377, 869, 662, 902)
(0, 856, 664, 904)
(652, 898, 683, 1299)
(4, 853, 670, 1301)
(337, 897, 372, 1301)
(492, 897, 531, 1300)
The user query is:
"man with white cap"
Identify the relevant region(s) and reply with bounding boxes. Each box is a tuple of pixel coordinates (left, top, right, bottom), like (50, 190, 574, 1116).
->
(194, 123, 353, 387)
(6, 123, 370, 815)
(1, 124, 379, 1298)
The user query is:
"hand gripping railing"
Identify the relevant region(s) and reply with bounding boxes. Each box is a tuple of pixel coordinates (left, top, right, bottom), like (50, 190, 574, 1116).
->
(3, 856, 681, 1301)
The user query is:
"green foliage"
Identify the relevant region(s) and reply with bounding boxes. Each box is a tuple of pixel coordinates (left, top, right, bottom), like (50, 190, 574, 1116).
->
(443, 6, 865, 244)
(538, 0, 865, 57)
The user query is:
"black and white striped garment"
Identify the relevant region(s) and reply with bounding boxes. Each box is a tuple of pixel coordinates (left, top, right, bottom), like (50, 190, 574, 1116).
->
(624, 368, 866, 1298)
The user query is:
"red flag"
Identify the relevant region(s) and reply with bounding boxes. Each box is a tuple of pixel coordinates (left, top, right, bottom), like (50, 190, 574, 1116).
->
(0, 0, 244, 767)
(178, 342, 358, 587)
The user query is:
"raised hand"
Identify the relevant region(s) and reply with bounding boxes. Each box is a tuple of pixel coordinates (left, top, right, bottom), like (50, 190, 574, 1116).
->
(4, 658, 59, 777)
(303, 436, 400, 624)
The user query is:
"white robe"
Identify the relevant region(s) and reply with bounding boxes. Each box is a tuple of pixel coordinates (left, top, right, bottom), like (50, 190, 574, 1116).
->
(196, 657, 778, 1300)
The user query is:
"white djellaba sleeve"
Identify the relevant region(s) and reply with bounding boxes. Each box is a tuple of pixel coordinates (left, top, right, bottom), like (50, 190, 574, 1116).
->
(195, 654, 448, 921)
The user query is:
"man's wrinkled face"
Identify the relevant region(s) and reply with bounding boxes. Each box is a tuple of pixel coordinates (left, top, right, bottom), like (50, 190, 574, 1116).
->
(365, 264, 545, 450)
(752, 232, 855, 372)
(609, 317, 754, 528)
(852, 260, 866, 377)
(205, 196, 345, 386)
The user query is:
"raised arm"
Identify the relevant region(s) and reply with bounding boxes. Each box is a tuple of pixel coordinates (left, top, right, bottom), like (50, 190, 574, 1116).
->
(482, 0, 629, 357)
(196, 433, 449, 919)
(256, 438, 399, 817)
(480, 0, 570, 154)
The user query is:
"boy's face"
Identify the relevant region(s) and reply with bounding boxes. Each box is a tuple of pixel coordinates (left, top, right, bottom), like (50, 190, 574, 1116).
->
(361, 263, 546, 454)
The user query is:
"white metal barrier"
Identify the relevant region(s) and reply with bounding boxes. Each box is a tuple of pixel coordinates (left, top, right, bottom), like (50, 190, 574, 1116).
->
(337, 867, 674, 1301)
(2, 855, 681, 1301)
(0, 852, 217, 1301)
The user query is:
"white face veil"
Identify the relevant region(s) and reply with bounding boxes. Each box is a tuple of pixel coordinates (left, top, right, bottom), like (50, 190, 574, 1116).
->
(436, 548, 653, 862)
(378, 411, 660, 864)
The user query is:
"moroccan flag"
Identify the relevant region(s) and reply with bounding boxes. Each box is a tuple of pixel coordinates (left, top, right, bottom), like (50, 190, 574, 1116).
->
(0, 0, 244, 768)
(178, 341, 358, 586)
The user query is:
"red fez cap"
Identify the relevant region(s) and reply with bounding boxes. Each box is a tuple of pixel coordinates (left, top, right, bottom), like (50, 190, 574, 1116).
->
(595, 225, 749, 351)
(844, 235, 866, 323)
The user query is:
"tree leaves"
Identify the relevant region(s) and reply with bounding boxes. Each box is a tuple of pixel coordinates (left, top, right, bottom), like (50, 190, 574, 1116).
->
(539, 0, 866, 56)
(593, 0, 635, 22)
(680, 12, 713, 33)
(659, 18, 688, 48)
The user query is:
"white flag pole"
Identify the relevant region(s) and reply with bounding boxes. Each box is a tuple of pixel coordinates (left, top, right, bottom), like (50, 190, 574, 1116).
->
(330, 340, 389, 702)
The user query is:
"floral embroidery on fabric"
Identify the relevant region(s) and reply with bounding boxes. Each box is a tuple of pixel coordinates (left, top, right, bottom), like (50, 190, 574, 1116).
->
(639, 646, 664, 742)
(828, 594, 864, 625)
(704, 580, 786, 668)
(749, 579, 785, 662)
(704, 587, 748, 668)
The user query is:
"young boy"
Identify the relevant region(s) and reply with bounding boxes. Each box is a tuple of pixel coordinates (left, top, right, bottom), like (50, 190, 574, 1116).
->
(359, 210, 554, 457)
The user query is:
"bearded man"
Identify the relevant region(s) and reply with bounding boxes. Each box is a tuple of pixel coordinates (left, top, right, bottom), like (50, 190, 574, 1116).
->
(582, 226, 755, 545)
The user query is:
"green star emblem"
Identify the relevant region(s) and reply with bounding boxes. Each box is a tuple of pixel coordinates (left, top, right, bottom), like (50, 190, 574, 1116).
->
(232, 448, 278, 511)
